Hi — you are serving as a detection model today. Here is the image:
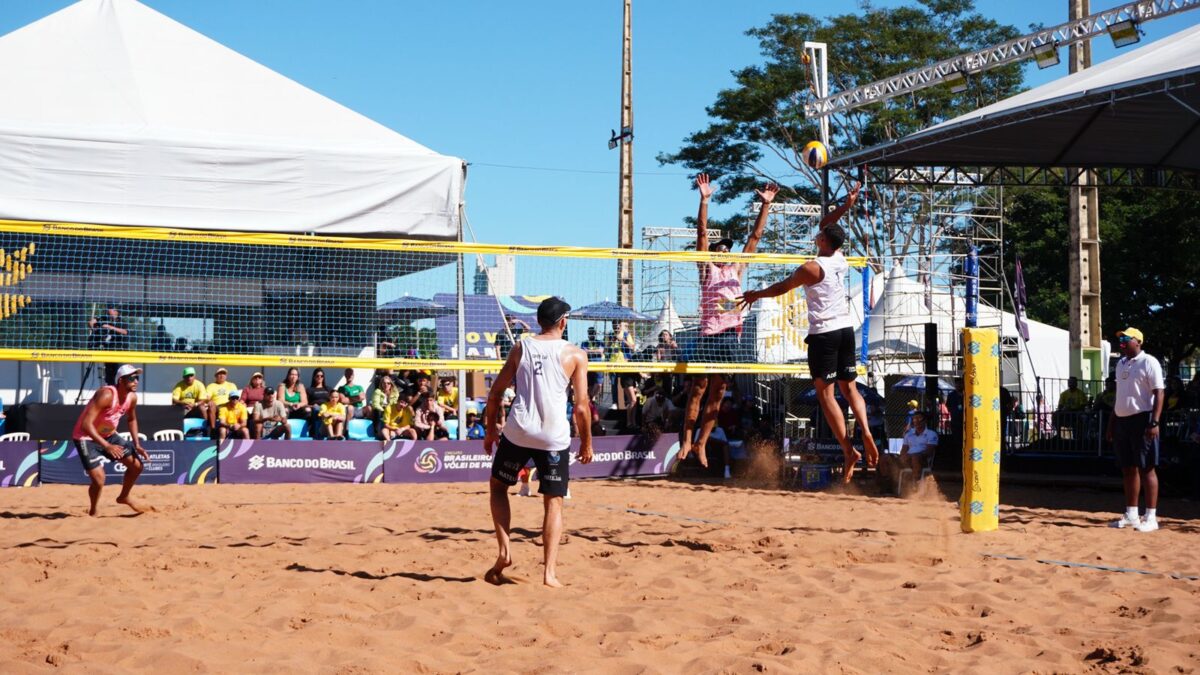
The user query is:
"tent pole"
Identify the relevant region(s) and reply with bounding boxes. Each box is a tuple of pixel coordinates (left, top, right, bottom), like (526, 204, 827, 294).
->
(456, 163, 468, 438)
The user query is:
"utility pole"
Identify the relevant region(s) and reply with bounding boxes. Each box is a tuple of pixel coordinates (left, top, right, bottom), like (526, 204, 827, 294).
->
(616, 0, 635, 308)
(1068, 0, 1104, 385)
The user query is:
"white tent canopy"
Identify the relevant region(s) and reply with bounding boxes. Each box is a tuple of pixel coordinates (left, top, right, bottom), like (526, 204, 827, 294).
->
(0, 0, 463, 237)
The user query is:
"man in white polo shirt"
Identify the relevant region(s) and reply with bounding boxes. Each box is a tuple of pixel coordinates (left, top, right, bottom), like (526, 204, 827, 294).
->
(1106, 327, 1164, 532)
(900, 410, 938, 478)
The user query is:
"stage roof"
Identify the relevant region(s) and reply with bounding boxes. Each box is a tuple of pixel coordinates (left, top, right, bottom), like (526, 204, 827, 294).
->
(832, 22, 1200, 173)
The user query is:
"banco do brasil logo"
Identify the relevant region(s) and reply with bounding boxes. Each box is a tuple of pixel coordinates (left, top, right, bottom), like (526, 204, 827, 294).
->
(415, 448, 442, 474)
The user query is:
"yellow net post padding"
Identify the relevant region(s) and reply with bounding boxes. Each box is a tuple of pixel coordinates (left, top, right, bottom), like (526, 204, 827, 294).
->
(960, 327, 1001, 533)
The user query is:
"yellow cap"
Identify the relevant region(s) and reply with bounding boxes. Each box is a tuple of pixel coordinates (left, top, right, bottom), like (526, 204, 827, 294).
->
(1116, 327, 1144, 343)
(907, 399, 919, 408)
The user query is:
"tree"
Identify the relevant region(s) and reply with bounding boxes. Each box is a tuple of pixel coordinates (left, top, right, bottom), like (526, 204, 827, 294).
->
(659, 1, 1023, 266)
(1005, 187, 1200, 371)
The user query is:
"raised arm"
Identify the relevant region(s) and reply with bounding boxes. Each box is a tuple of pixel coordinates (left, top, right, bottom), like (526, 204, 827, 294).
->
(483, 342, 523, 455)
(737, 260, 823, 309)
(695, 173, 714, 256)
(742, 183, 778, 255)
(819, 182, 862, 228)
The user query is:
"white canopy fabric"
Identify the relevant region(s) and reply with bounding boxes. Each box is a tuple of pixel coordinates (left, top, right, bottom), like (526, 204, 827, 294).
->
(834, 21, 1200, 171)
(0, 0, 463, 237)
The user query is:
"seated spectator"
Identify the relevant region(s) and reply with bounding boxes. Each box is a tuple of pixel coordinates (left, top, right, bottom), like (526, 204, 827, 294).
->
(1055, 376, 1089, 435)
(206, 368, 239, 429)
(370, 375, 401, 420)
(581, 326, 605, 400)
(319, 391, 348, 440)
(902, 399, 919, 433)
(338, 368, 367, 419)
(254, 387, 291, 440)
(372, 368, 398, 390)
(437, 377, 459, 418)
(899, 411, 938, 479)
(171, 366, 209, 420)
(1093, 376, 1117, 413)
(1166, 376, 1186, 411)
(241, 372, 267, 410)
(216, 390, 250, 441)
(306, 368, 331, 438)
(642, 389, 676, 431)
(1035, 393, 1054, 438)
(413, 372, 433, 396)
(464, 410, 486, 439)
(412, 395, 448, 440)
(379, 396, 417, 441)
(279, 367, 310, 419)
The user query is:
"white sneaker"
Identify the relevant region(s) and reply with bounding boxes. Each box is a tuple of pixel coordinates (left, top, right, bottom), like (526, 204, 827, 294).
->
(1136, 518, 1159, 532)
(1111, 513, 1141, 529)
(517, 483, 530, 497)
(565, 489, 572, 500)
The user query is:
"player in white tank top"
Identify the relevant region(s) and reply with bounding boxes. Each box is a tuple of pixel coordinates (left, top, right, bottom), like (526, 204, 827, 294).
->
(737, 184, 881, 482)
(483, 297, 593, 587)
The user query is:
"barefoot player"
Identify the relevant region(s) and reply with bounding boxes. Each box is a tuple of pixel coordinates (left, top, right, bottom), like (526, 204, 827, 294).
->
(739, 184, 880, 482)
(73, 364, 150, 515)
(679, 173, 777, 467)
(484, 297, 593, 588)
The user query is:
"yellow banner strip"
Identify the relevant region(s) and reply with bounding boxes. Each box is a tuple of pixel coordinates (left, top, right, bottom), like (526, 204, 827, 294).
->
(0, 219, 866, 268)
(0, 348, 815, 375)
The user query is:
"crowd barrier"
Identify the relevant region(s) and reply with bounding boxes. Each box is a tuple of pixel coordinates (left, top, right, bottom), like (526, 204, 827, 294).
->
(0, 435, 682, 487)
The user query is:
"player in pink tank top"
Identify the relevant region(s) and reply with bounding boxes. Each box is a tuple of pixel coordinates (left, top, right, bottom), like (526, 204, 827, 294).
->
(73, 364, 150, 516)
(679, 173, 777, 468)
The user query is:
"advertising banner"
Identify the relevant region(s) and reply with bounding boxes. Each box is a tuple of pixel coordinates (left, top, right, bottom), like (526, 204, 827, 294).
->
(0, 441, 40, 487)
(37, 440, 218, 486)
(960, 328, 1001, 533)
(218, 440, 385, 484)
(382, 434, 680, 484)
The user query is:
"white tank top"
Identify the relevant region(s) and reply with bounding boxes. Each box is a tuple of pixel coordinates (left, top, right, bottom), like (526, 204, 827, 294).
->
(805, 251, 852, 335)
(502, 336, 571, 450)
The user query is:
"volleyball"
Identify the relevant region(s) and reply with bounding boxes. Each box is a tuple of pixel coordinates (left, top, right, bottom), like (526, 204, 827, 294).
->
(802, 140, 828, 169)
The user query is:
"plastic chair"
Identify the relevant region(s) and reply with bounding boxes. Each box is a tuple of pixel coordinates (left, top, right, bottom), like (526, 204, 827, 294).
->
(0, 432, 30, 442)
(444, 418, 459, 440)
(347, 418, 374, 441)
(182, 417, 207, 438)
(898, 449, 936, 496)
(154, 429, 185, 441)
(118, 432, 148, 441)
(287, 417, 311, 440)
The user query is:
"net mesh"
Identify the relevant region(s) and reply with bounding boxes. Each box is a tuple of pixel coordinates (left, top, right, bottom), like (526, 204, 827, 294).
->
(0, 220, 865, 374)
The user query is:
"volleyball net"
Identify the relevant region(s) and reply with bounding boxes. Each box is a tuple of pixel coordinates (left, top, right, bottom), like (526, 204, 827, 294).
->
(0, 219, 868, 374)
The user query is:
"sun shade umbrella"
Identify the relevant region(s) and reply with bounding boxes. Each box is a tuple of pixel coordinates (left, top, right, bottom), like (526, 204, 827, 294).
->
(376, 295, 456, 322)
(571, 300, 655, 323)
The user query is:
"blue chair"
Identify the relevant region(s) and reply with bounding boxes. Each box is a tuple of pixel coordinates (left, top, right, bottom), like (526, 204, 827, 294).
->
(347, 418, 374, 441)
(444, 418, 459, 440)
(287, 418, 311, 440)
(182, 417, 207, 438)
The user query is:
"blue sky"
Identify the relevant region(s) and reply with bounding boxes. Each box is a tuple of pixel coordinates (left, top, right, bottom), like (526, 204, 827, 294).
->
(3, 1, 1197, 256)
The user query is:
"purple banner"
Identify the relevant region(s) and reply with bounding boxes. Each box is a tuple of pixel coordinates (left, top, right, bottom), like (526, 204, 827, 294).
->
(37, 441, 218, 486)
(0, 441, 39, 487)
(432, 294, 545, 359)
(218, 440, 386, 484)
(382, 434, 680, 483)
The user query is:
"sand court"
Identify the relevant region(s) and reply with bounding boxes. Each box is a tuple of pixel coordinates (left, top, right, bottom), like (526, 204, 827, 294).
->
(2, 479, 1198, 673)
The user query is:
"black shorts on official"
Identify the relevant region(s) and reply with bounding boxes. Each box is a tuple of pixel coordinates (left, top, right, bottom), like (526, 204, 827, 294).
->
(1113, 411, 1159, 469)
(74, 434, 137, 472)
(805, 326, 857, 382)
(491, 435, 570, 497)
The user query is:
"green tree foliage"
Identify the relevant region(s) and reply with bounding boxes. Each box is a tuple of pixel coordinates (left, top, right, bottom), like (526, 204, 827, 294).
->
(1006, 187, 1200, 369)
(659, 1, 1022, 262)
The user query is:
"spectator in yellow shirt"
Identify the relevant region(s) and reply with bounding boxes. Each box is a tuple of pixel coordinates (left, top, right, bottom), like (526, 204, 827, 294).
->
(171, 366, 208, 420)
(379, 397, 417, 441)
(436, 377, 459, 418)
(216, 390, 249, 441)
(319, 391, 348, 440)
(206, 368, 239, 428)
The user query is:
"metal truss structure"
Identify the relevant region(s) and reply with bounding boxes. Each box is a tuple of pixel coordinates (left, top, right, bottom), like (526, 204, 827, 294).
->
(864, 165, 1200, 190)
(805, 0, 1200, 118)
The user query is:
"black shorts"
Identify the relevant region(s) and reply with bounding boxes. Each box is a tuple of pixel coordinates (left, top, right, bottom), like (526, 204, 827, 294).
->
(806, 326, 857, 382)
(1113, 412, 1159, 469)
(74, 435, 137, 472)
(490, 436, 570, 497)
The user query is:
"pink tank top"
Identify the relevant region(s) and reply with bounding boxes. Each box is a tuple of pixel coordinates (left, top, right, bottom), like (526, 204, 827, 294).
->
(72, 386, 134, 440)
(699, 262, 744, 336)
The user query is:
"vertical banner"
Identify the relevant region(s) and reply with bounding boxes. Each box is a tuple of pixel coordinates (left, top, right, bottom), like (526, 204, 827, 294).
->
(859, 266, 872, 365)
(0, 441, 40, 487)
(960, 328, 1001, 532)
(964, 246, 979, 328)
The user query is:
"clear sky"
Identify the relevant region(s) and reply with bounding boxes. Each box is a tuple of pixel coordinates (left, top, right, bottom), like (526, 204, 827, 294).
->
(2, 0, 1197, 254)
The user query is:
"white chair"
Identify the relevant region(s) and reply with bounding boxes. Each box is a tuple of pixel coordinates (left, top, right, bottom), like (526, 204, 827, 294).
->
(117, 432, 149, 442)
(153, 429, 185, 441)
(898, 449, 936, 496)
(0, 432, 30, 442)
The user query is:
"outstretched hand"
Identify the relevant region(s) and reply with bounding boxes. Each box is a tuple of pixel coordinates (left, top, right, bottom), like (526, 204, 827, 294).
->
(696, 173, 714, 201)
(755, 183, 779, 204)
(736, 290, 760, 311)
